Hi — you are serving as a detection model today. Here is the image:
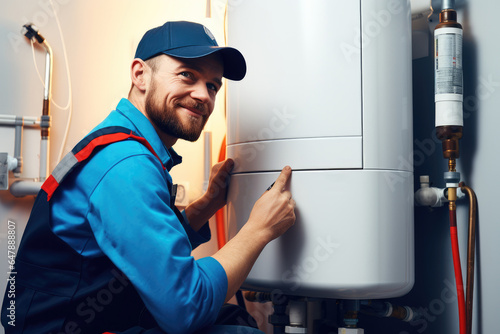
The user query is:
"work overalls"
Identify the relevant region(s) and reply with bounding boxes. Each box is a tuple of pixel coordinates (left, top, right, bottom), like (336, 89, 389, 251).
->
(1, 127, 170, 333)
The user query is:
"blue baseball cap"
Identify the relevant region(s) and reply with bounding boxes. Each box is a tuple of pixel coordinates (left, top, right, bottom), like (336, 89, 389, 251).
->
(135, 21, 246, 81)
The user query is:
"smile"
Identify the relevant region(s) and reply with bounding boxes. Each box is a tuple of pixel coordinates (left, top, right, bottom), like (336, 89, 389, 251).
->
(179, 105, 205, 118)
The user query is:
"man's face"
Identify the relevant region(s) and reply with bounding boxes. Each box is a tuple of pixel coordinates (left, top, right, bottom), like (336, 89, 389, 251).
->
(144, 54, 223, 142)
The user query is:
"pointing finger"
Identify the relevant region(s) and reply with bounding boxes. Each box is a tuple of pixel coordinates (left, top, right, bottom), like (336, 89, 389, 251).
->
(223, 158, 234, 172)
(272, 166, 292, 191)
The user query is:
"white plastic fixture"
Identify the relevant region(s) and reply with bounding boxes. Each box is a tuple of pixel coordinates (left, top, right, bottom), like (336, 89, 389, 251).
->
(226, 0, 414, 299)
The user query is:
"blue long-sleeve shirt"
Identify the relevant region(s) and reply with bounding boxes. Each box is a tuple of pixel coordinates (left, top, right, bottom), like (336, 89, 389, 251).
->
(50, 98, 227, 333)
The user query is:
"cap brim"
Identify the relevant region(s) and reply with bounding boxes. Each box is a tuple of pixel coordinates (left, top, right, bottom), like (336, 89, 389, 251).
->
(163, 46, 246, 81)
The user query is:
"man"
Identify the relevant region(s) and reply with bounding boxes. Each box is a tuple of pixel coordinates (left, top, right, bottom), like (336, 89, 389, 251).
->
(1, 21, 295, 334)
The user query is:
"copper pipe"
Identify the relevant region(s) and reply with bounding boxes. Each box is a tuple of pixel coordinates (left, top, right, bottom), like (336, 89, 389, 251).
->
(459, 182, 477, 334)
(41, 99, 50, 138)
(244, 290, 271, 303)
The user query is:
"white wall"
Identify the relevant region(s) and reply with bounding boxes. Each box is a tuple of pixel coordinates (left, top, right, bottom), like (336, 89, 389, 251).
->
(1, 1, 499, 333)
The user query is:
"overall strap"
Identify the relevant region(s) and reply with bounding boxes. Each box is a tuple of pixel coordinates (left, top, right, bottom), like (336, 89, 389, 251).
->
(41, 126, 165, 200)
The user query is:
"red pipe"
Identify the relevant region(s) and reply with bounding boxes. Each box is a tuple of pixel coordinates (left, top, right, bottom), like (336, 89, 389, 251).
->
(449, 208, 466, 334)
(215, 136, 227, 249)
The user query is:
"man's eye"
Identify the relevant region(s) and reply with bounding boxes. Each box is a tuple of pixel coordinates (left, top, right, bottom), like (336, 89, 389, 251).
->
(180, 72, 193, 79)
(207, 83, 218, 92)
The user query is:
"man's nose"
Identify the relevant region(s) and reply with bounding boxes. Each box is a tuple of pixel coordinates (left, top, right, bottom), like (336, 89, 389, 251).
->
(190, 82, 211, 104)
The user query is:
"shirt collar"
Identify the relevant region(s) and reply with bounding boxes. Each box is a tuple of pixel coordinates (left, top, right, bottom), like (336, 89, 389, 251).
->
(115, 98, 182, 170)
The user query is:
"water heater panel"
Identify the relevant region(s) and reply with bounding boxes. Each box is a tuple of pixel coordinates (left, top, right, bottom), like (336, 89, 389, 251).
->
(227, 170, 414, 299)
(226, 0, 414, 299)
(226, 0, 362, 148)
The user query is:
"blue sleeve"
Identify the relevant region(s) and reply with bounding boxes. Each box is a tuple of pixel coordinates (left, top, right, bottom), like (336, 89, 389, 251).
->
(86, 152, 227, 333)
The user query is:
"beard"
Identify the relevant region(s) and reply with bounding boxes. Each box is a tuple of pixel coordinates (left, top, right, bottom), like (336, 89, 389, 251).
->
(144, 79, 209, 142)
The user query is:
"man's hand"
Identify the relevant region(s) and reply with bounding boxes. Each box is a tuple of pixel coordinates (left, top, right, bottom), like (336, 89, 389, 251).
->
(204, 158, 234, 212)
(212, 166, 296, 302)
(246, 165, 296, 243)
(184, 159, 234, 231)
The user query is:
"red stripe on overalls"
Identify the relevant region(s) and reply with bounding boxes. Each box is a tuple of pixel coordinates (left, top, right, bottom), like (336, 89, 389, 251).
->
(42, 131, 165, 201)
(41, 174, 59, 200)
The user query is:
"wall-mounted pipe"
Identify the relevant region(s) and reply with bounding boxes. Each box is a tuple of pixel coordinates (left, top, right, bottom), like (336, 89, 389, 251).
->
(202, 131, 212, 192)
(205, 0, 211, 18)
(0, 115, 42, 188)
(415, 175, 465, 207)
(39, 35, 53, 182)
(0, 115, 40, 126)
(433, 2, 468, 332)
(459, 183, 477, 334)
(360, 300, 420, 322)
(14, 117, 23, 176)
(9, 180, 43, 197)
(22, 23, 53, 182)
(0, 24, 53, 196)
(24, 24, 51, 183)
(287, 300, 307, 333)
(0, 154, 17, 190)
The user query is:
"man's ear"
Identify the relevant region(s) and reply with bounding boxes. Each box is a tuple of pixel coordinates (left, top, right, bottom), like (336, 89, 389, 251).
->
(130, 59, 149, 92)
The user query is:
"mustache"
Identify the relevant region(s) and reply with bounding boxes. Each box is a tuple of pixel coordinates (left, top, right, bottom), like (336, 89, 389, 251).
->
(178, 100, 208, 115)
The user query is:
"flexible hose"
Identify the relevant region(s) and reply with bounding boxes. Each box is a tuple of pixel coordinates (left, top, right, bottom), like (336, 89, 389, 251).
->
(449, 207, 466, 334)
(215, 135, 227, 249)
(459, 183, 477, 334)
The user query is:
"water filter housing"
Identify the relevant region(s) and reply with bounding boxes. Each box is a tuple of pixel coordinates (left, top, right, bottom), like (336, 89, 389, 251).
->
(226, 0, 414, 299)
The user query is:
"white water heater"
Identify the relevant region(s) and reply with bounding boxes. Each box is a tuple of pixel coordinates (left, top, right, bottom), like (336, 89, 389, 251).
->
(226, 0, 414, 299)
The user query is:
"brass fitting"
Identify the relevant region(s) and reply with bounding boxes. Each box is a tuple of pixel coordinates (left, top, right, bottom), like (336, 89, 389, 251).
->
(448, 158, 456, 172)
(447, 159, 458, 211)
(448, 187, 457, 211)
(442, 138, 461, 160)
(436, 126, 462, 160)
